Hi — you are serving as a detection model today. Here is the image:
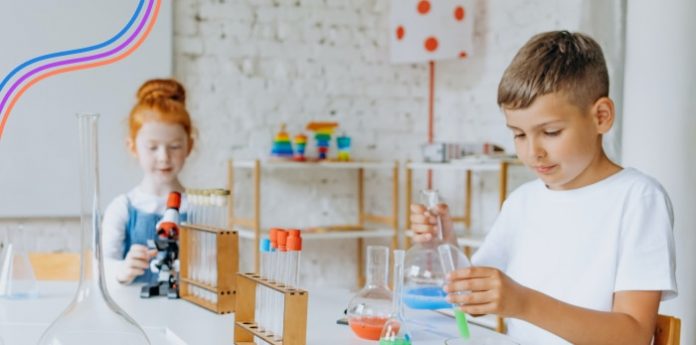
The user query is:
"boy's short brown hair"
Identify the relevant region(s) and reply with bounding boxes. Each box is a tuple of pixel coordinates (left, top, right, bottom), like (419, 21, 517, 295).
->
(497, 30, 609, 110)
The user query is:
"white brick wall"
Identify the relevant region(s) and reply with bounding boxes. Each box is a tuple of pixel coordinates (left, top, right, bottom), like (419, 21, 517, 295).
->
(173, 0, 590, 287)
(2, 0, 625, 289)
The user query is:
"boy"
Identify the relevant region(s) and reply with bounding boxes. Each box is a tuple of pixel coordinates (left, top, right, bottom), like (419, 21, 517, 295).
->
(410, 31, 677, 344)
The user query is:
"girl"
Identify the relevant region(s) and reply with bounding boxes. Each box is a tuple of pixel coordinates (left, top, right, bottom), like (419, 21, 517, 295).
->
(102, 78, 194, 284)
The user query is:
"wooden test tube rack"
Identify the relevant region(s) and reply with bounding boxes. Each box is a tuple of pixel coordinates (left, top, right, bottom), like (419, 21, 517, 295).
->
(234, 272, 308, 345)
(179, 224, 239, 314)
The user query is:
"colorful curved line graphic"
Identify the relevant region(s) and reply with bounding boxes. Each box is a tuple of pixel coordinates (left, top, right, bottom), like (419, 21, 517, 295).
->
(0, 0, 161, 140)
(0, 0, 144, 100)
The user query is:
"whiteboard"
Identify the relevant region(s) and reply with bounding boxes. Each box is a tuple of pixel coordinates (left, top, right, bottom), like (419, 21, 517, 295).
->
(0, 0, 172, 217)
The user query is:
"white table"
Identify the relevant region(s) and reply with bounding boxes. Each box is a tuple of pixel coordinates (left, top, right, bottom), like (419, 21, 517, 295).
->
(0, 281, 516, 345)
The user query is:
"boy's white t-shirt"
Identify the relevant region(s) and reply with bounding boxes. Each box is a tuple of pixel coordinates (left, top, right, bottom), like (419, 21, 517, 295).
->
(472, 167, 677, 345)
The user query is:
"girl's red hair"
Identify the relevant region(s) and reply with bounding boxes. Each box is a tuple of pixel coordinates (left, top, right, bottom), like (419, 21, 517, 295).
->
(129, 78, 194, 150)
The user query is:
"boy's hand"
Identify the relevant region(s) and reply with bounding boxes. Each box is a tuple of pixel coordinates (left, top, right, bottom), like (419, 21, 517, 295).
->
(444, 267, 529, 318)
(409, 203, 455, 243)
(116, 244, 157, 284)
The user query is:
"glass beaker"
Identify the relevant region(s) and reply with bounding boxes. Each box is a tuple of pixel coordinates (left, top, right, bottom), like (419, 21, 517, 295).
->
(403, 189, 458, 310)
(347, 245, 392, 340)
(0, 226, 8, 296)
(0, 225, 38, 299)
(37, 113, 150, 345)
(379, 249, 412, 345)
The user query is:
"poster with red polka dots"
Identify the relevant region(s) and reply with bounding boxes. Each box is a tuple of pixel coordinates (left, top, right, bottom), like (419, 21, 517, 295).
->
(390, 0, 474, 63)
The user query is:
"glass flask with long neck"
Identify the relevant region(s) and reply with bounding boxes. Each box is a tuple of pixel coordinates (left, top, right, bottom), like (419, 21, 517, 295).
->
(38, 113, 150, 345)
(379, 249, 412, 345)
(347, 245, 392, 340)
(403, 189, 456, 310)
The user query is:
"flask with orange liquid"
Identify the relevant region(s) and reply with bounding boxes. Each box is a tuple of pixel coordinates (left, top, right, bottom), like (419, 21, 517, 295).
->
(346, 245, 392, 340)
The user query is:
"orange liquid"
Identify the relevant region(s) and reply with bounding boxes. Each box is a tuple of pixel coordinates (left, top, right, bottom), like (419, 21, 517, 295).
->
(348, 316, 388, 340)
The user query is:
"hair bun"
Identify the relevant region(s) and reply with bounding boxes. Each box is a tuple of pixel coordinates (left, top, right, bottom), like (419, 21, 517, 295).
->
(137, 78, 186, 105)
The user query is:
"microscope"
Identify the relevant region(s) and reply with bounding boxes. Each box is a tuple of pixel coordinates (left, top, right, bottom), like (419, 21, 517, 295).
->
(140, 191, 181, 299)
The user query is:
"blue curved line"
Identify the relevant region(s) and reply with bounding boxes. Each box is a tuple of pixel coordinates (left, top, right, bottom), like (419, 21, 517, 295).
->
(0, 0, 144, 96)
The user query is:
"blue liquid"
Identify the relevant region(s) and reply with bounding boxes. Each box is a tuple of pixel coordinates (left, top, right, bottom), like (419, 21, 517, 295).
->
(5, 291, 39, 299)
(403, 287, 450, 310)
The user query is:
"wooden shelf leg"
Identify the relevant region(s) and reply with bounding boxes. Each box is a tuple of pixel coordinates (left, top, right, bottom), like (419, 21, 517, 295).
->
(227, 160, 235, 230)
(253, 159, 261, 273)
(357, 168, 365, 287)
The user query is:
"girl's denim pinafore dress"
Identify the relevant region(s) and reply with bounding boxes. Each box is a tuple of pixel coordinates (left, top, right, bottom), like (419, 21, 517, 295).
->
(122, 197, 187, 284)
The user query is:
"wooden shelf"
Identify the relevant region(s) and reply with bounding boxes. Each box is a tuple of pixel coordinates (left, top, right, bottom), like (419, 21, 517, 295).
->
(406, 157, 521, 172)
(232, 159, 395, 170)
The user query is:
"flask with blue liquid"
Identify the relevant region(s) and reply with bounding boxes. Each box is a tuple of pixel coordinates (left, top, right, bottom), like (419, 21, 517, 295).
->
(403, 189, 458, 310)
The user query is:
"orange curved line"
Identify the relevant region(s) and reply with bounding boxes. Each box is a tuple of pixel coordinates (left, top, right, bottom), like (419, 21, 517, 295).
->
(0, 0, 161, 141)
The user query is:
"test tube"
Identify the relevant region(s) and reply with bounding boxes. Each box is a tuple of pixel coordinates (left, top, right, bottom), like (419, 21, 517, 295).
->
(255, 237, 271, 344)
(437, 244, 471, 339)
(211, 230, 218, 289)
(267, 229, 280, 338)
(211, 189, 221, 228)
(200, 190, 208, 226)
(193, 189, 201, 225)
(189, 225, 197, 298)
(183, 189, 191, 224)
(195, 231, 203, 299)
(208, 189, 216, 227)
(286, 229, 302, 288)
(216, 189, 230, 228)
(186, 189, 193, 224)
(273, 230, 288, 340)
(200, 229, 209, 302)
(207, 230, 215, 302)
(210, 228, 218, 303)
(197, 189, 205, 226)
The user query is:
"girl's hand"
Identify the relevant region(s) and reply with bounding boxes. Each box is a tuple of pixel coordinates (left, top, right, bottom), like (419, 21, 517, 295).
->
(116, 244, 157, 284)
(409, 203, 455, 243)
(444, 267, 529, 318)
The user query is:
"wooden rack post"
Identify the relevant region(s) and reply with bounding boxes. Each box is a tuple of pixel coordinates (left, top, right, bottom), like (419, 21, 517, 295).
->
(179, 224, 239, 314)
(234, 272, 308, 345)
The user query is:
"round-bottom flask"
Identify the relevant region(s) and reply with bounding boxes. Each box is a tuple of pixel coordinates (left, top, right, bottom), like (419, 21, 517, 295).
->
(37, 114, 150, 345)
(347, 245, 392, 340)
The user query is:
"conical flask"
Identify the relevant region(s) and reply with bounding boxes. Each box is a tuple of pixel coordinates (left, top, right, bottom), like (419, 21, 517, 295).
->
(347, 245, 392, 340)
(37, 113, 150, 345)
(379, 249, 412, 345)
(0, 226, 12, 296)
(0, 225, 38, 299)
(403, 189, 457, 310)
